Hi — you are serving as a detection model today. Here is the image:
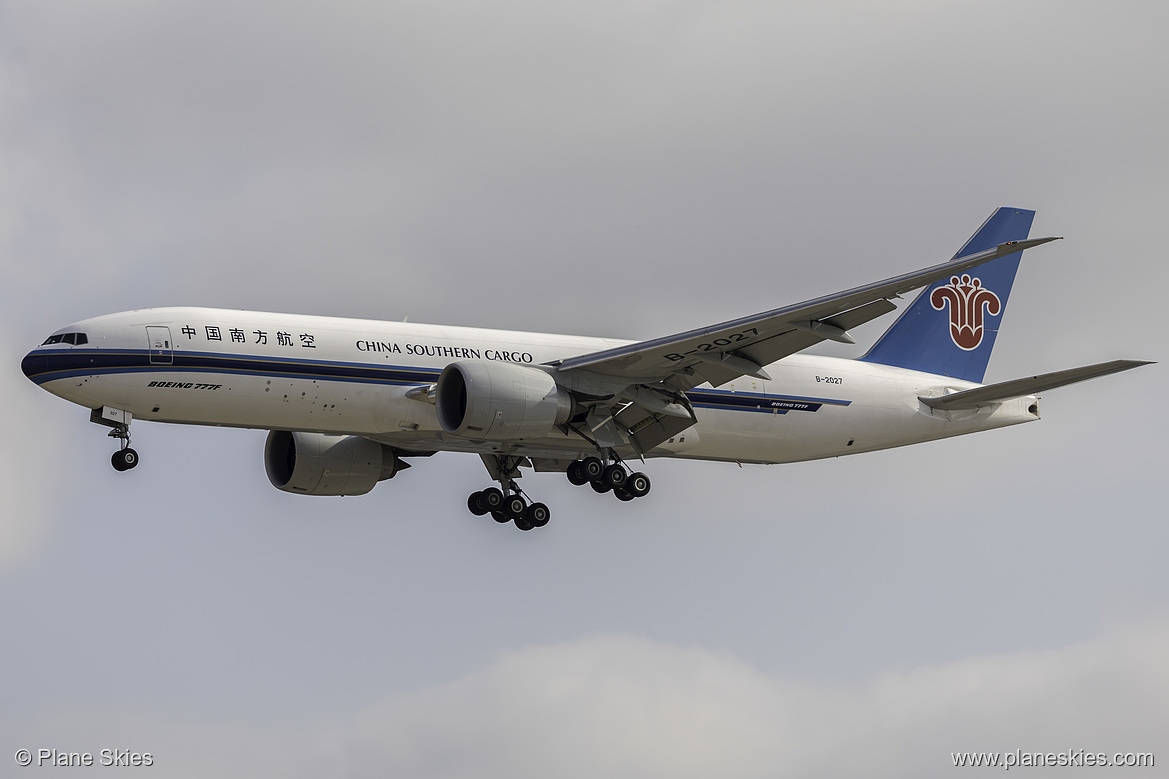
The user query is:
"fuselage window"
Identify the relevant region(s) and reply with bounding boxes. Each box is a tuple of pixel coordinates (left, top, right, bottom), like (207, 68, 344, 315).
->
(74, 333, 88, 345)
(62, 333, 76, 345)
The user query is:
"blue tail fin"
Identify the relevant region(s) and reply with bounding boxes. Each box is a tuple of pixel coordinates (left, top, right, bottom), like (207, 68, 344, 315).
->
(859, 207, 1035, 383)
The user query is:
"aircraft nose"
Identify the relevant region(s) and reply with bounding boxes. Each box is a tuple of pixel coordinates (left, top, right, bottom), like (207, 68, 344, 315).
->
(21, 350, 45, 383)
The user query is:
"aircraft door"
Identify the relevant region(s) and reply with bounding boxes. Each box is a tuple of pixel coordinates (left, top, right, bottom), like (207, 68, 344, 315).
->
(147, 326, 173, 365)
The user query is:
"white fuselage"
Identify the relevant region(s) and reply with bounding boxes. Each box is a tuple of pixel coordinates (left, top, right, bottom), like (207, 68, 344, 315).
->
(24, 307, 1040, 465)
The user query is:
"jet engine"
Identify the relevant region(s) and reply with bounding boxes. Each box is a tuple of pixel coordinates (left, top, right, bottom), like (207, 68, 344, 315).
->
(264, 431, 405, 496)
(435, 361, 574, 440)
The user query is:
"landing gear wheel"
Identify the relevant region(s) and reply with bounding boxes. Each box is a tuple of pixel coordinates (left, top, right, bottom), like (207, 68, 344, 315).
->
(626, 472, 651, 498)
(111, 448, 139, 472)
(503, 494, 527, 520)
(590, 480, 612, 494)
(525, 502, 550, 528)
(581, 456, 604, 481)
(566, 461, 589, 486)
(602, 464, 627, 489)
(480, 487, 504, 511)
(514, 514, 534, 531)
(468, 492, 490, 516)
(613, 487, 635, 502)
(491, 510, 510, 524)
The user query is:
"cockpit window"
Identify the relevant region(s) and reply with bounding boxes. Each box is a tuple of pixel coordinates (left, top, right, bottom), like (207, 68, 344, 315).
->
(40, 332, 88, 346)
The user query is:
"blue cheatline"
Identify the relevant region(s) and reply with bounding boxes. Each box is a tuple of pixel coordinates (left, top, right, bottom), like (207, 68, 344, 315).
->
(860, 207, 1035, 383)
(22, 347, 851, 415)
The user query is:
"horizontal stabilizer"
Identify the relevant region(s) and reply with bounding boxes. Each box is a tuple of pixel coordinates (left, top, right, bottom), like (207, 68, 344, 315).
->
(920, 360, 1153, 410)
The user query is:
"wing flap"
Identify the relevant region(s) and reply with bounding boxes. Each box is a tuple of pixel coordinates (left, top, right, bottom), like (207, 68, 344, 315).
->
(614, 399, 698, 455)
(920, 360, 1153, 410)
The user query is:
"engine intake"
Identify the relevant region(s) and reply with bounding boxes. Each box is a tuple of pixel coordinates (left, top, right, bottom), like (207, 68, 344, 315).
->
(435, 361, 573, 440)
(264, 431, 404, 496)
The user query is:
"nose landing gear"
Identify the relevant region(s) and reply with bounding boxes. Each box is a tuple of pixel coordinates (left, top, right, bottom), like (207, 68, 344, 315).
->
(91, 406, 139, 472)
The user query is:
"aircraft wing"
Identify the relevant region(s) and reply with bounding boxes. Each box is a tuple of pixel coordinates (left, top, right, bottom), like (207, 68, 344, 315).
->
(556, 236, 1061, 389)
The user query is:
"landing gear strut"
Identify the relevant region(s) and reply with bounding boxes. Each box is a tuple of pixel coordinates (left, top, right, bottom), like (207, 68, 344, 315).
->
(91, 407, 139, 472)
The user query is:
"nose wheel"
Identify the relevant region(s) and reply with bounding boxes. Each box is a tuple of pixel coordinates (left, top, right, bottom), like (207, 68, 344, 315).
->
(111, 447, 139, 472)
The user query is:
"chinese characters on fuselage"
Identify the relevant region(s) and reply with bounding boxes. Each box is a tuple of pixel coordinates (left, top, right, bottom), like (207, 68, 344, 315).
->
(179, 325, 317, 348)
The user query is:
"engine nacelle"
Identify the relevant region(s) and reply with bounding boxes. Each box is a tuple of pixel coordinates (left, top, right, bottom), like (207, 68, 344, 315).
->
(264, 431, 403, 496)
(435, 361, 573, 440)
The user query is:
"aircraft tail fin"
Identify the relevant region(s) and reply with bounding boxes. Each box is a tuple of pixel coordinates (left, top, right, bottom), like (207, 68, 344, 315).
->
(860, 207, 1035, 382)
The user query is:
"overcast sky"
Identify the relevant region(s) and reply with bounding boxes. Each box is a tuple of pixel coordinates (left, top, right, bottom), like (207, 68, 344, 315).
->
(2, 1, 1166, 776)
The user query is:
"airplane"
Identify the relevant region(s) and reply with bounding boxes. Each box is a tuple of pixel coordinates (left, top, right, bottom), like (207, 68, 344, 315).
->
(21, 207, 1150, 530)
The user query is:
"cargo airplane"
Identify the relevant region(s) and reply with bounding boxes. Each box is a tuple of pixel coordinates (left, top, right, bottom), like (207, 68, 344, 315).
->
(21, 208, 1150, 530)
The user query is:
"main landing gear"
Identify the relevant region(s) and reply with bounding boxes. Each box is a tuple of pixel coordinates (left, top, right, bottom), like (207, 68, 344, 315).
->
(565, 456, 651, 502)
(466, 485, 551, 532)
(466, 454, 551, 531)
(464, 454, 651, 531)
(465, 452, 561, 531)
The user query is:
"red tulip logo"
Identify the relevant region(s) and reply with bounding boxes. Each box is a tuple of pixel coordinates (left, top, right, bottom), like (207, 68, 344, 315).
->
(930, 275, 1002, 351)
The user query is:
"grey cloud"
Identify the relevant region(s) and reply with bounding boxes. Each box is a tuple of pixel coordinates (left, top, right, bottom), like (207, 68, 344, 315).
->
(10, 622, 1168, 778)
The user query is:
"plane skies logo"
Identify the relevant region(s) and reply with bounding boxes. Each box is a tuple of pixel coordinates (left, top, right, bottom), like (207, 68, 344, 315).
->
(930, 274, 1002, 350)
